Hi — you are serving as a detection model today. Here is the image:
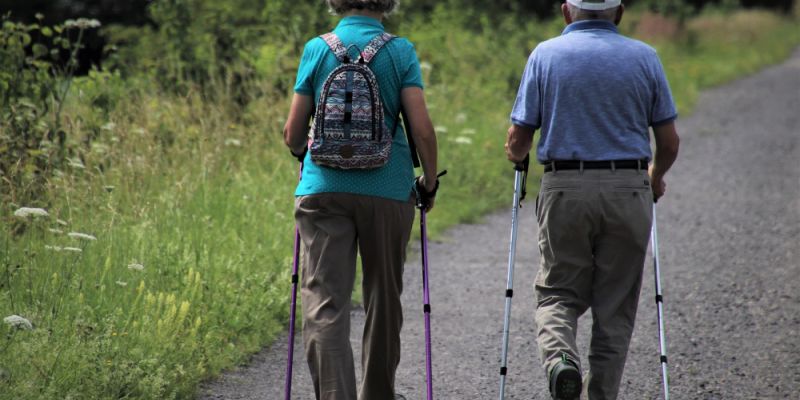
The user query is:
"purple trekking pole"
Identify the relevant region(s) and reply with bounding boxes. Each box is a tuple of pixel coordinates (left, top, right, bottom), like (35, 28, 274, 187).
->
(415, 170, 446, 400)
(285, 164, 303, 400)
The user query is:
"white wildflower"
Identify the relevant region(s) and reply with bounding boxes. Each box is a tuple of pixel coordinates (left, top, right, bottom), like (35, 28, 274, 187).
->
(91, 143, 109, 155)
(64, 18, 101, 30)
(224, 138, 242, 147)
(3, 315, 33, 330)
(115, 281, 128, 287)
(420, 61, 433, 71)
(68, 232, 97, 241)
(455, 113, 467, 124)
(13, 207, 49, 218)
(460, 128, 477, 135)
(451, 136, 473, 145)
(45, 245, 64, 251)
(127, 263, 145, 272)
(68, 158, 85, 169)
(63, 247, 82, 253)
(57, 219, 68, 226)
(101, 122, 116, 132)
(435, 126, 449, 134)
(48, 228, 64, 234)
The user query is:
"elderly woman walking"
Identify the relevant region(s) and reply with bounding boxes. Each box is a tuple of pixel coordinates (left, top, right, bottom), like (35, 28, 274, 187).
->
(283, 0, 439, 399)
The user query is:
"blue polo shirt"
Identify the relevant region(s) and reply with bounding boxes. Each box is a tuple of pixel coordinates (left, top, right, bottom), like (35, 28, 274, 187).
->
(293, 16, 424, 202)
(510, 20, 677, 163)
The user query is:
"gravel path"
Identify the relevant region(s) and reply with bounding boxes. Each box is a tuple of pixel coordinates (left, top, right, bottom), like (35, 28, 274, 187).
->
(200, 49, 800, 399)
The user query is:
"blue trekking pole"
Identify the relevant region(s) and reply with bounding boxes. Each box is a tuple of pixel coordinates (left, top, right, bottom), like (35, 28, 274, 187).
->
(651, 206, 670, 399)
(498, 155, 529, 400)
(415, 170, 447, 400)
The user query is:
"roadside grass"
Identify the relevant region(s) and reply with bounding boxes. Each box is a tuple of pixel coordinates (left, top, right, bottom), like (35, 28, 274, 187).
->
(644, 9, 800, 116)
(1, 8, 798, 399)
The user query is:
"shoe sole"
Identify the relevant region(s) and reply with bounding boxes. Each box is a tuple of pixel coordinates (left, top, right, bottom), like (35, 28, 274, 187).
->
(553, 368, 582, 400)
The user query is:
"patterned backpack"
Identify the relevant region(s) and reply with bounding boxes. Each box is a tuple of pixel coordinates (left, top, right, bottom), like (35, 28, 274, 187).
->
(309, 32, 397, 169)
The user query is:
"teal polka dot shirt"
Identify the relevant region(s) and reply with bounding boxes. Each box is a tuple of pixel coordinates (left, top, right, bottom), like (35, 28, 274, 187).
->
(293, 16, 424, 202)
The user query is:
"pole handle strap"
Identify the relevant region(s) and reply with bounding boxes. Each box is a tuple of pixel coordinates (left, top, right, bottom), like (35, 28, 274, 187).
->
(514, 155, 530, 202)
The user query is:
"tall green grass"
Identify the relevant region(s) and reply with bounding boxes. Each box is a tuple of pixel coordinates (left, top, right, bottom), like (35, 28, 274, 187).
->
(1, 8, 798, 399)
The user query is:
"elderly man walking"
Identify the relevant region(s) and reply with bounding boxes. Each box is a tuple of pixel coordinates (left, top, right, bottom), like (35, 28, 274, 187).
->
(504, 1, 680, 399)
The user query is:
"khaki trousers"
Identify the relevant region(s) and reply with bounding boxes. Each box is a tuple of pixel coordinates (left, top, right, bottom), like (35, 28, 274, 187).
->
(295, 193, 415, 400)
(534, 169, 653, 400)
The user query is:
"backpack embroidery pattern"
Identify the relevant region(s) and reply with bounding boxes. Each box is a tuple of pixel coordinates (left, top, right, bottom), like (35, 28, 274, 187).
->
(309, 32, 396, 169)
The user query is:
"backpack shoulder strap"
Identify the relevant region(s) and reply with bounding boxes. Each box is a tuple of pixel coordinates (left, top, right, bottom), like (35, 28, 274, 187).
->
(360, 33, 396, 64)
(320, 32, 349, 62)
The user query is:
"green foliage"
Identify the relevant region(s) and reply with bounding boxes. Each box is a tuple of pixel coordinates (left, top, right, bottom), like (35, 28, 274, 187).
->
(638, 0, 696, 24)
(1, 85, 295, 399)
(0, 14, 101, 207)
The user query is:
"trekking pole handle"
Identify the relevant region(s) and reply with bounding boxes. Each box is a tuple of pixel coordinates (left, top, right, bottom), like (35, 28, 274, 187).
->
(415, 170, 448, 209)
(514, 155, 530, 172)
(513, 155, 530, 203)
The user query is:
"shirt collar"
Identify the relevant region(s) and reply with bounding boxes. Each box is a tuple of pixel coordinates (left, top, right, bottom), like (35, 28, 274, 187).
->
(337, 15, 385, 30)
(562, 20, 618, 35)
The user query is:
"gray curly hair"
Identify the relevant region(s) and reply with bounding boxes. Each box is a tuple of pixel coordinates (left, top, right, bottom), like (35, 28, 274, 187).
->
(326, 0, 399, 15)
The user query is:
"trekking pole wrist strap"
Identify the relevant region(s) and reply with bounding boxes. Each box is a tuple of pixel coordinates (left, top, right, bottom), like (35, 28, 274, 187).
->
(415, 170, 447, 207)
(417, 177, 440, 198)
(290, 147, 308, 163)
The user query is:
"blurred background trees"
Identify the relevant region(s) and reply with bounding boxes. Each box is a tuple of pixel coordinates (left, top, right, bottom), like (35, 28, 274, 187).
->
(0, 0, 795, 81)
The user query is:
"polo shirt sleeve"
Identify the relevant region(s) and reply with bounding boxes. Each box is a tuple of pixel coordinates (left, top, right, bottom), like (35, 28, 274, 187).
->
(401, 40, 424, 89)
(510, 50, 541, 130)
(649, 54, 678, 126)
(294, 39, 321, 96)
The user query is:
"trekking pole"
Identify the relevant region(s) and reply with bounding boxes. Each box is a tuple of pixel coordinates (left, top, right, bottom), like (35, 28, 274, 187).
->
(498, 155, 529, 400)
(416, 170, 447, 400)
(285, 164, 303, 400)
(651, 206, 670, 400)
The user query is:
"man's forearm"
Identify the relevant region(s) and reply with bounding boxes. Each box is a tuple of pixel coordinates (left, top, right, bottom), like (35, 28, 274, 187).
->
(651, 122, 680, 179)
(506, 124, 535, 162)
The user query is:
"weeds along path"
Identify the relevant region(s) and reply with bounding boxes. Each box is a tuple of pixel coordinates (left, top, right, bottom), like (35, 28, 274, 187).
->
(200, 49, 800, 399)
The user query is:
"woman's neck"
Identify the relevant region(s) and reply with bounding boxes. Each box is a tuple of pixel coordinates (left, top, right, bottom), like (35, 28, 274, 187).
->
(342, 10, 384, 22)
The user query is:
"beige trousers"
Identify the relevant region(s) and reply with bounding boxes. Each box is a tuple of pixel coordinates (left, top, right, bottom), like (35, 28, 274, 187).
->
(295, 193, 415, 400)
(534, 169, 653, 400)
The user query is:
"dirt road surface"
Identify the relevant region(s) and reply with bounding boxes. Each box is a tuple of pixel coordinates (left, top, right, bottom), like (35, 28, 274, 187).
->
(201, 49, 800, 399)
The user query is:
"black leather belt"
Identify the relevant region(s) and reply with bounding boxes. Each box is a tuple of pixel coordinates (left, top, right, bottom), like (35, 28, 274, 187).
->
(543, 159, 648, 173)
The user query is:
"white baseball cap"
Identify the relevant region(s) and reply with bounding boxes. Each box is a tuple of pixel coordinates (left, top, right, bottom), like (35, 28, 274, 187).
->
(566, 0, 622, 10)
